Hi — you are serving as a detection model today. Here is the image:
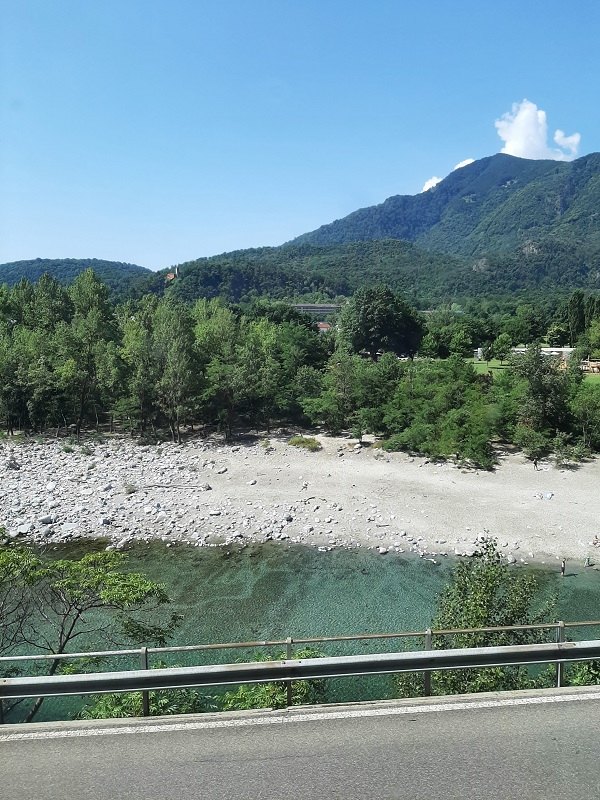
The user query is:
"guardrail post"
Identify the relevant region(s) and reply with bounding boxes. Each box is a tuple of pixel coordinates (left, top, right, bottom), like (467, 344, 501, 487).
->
(0, 698, 4, 725)
(285, 637, 293, 707)
(140, 647, 150, 717)
(556, 621, 565, 688)
(423, 628, 432, 696)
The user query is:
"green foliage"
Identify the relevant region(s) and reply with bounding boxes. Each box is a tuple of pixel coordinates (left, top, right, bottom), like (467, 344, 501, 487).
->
(288, 435, 322, 452)
(79, 688, 214, 719)
(0, 267, 599, 467)
(380, 357, 495, 468)
(168, 240, 467, 307)
(546, 322, 570, 347)
(220, 648, 327, 711)
(571, 383, 600, 449)
(79, 662, 218, 719)
(338, 285, 424, 358)
(493, 332, 512, 363)
(0, 259, 153, 301)
(0, 541, 179, 721)
(567, 660, 600, 687)
(395, 537, 554, 698)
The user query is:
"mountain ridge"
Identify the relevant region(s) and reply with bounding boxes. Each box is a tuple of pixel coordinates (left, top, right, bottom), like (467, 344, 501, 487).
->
(3, 152, 600, 304)
(289, 152, 600, 259)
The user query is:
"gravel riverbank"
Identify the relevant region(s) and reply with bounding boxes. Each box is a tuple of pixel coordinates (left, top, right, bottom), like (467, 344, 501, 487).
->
(2, 434, 599, 568)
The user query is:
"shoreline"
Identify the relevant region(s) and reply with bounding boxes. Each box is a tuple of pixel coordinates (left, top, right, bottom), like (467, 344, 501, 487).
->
(2, 433, 599, 569)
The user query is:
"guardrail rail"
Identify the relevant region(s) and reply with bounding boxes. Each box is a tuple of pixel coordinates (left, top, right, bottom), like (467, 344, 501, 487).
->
(2, 620, 599, 723)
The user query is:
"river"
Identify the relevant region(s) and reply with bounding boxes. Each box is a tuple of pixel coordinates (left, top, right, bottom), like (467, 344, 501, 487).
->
(9, 540, 600, 721)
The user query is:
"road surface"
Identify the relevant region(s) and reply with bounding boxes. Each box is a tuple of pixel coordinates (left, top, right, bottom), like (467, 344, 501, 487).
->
(2, 689, 600, 799)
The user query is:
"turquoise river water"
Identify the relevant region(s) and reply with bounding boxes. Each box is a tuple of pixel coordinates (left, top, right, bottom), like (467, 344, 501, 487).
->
(11, 540, 600, 721)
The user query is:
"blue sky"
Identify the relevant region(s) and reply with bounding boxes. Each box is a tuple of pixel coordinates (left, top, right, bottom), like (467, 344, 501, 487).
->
(2, 0, 599, 270)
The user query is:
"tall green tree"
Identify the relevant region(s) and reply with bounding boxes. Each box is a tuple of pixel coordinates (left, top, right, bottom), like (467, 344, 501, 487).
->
(395, 537, 553, 698)
(566, 290, 586, 346)
(338, 285, 423, 359)
(509, 344, 576, 437)
(61, 270, 115, 436)
(0, 540, 179, 722)
(301, 350, 363, 434)
(382, 357, 495, 468)
(571, 383, 600, 450)
(153, 298, 199, 442)
(115, 297, 159, 433)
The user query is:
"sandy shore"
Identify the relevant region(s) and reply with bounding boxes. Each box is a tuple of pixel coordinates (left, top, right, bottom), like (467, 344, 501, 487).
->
(2, 433, 599, 567)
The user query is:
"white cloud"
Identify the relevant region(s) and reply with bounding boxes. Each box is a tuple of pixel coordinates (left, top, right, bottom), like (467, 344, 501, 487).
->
(422, 175, 442, 192)
(421, 157, 475, 192)
(495, 99, 580, 161)
(453, 158, 475, 170)
(554, 129, 581, 157)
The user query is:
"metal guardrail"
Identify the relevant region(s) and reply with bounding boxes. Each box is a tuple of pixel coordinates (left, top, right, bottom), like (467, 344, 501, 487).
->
(2, 621, 600, 723)
(2, 640, 599, 701)
(3, 619, 599, 666)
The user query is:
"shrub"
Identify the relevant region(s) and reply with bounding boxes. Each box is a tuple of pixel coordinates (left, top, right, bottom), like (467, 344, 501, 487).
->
(288, 435, 322, 452)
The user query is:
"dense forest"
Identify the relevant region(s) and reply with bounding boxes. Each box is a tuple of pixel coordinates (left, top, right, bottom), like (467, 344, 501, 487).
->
(167, 237, 600, 306)
(3, 153, 600, 309)
(0, 258, 154, 299)
(2, 271, 600, 469)
(291, 152, 600, 258)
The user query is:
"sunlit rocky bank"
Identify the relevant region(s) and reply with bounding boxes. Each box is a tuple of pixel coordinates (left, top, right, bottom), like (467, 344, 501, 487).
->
(2, 433, 599, 567)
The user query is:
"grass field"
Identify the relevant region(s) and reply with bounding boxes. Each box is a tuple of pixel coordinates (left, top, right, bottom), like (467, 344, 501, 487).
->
(467, 358, 508, 376)
(467, 358, 600, 383)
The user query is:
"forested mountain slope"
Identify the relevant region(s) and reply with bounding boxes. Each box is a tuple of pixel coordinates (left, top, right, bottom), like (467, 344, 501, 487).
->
(168, 241, 467, 305)
(165, 153, 600, 304)
(290, 152, 600, 258)
(0, 258, 154, 299)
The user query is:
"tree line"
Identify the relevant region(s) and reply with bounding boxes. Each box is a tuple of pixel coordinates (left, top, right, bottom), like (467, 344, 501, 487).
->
(1, 273, 600, 467)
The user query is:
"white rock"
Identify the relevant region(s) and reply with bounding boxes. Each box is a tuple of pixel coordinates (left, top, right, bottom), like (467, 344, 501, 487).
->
(17, 523, 33, 535)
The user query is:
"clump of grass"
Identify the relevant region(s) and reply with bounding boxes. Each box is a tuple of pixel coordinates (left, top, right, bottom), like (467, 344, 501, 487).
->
(80, 444, 94, 456)
(123, 482, 138, 495)
(288, 435, 322, 452)
(62, 444, 74, 453)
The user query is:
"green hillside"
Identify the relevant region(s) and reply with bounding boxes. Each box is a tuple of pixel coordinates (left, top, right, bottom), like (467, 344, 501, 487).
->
(167, 241, 468, 305)
(291, 152, 600, 260)
(0, 258, 154, 299)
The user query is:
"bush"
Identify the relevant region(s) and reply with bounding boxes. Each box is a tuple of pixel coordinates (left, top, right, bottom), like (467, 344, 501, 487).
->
(394, 537, 555, 698)
(221, 648, 327, 710)
(288, 435, 322, 452)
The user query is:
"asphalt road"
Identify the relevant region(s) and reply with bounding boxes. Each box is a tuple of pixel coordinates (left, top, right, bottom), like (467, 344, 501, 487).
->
(2, 691, 600, 799)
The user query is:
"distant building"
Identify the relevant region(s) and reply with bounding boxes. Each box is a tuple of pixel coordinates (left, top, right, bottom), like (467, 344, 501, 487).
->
(316, 322, 332, 334)
(293, 303, 342, 317)
(474, 346, 577, 362)
(511, 347, 575, 360)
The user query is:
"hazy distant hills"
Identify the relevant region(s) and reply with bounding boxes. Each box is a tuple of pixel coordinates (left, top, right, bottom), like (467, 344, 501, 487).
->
(0, 258, 154, 298)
